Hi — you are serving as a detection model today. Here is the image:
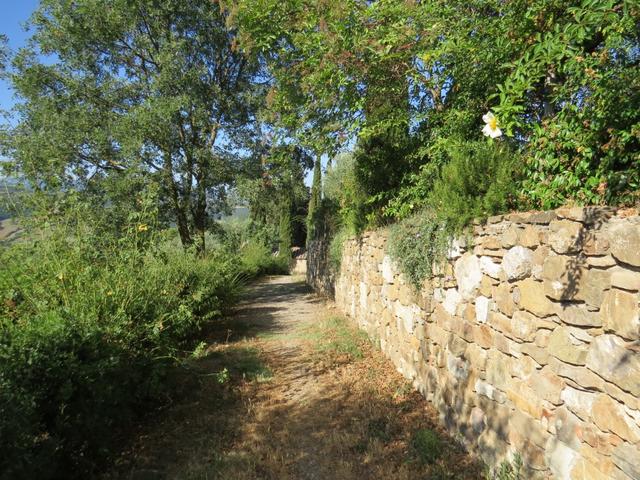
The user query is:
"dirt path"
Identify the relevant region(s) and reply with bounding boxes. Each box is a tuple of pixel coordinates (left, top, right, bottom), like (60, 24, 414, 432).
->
(104, 275, 482, 480)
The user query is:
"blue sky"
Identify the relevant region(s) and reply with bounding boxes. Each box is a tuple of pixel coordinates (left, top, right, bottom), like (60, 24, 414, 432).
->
(0, 0, 40, 114)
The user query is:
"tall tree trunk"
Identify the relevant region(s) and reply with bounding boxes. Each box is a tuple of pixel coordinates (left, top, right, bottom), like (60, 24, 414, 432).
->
(164, 151, 193, 249)
(306, 155, 322, 245)
(193, 166, 207, 256)
(279, 191, 293, 258)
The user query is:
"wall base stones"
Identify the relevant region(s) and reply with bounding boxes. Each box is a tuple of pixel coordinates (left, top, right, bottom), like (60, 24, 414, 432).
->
(308, 208, 640, 479)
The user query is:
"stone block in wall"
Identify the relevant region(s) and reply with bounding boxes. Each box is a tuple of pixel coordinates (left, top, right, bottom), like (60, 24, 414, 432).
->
(473, 324, 493, 349)
(503, 246, 534, 280)
(557, 304, 602, 328)
(550, 358, 605, 392)
(492, 309, 555, 343)
(586, 335, 640, 397)
(479, 255, 502, 279)
(425, 323, 450, 348)
(381, 255, 395, 283)
(587, 254, 617, 267)
(541, 256, 610, 308)
(604, 381, 640, 411)
(601, 288, 640, 340)
(548, 326, 589, 365)
(543, 255, 571, 300)
(570, 458, 612, 480)
(493, 282, 516, 317)
(545, 437, 580, 480)
(525, 211, 558, 225)
(560, 386, 597, 421)
(609, 221, 640, 267)
(592, 395, 640, 443)
(517, 278, 558, 317)
(454, 253, 483, 300)
(583, 230, 611, 256)
(486, 349, 511, 391)
(528, 366, 565, 405)
(521, 343, 550, 366)
(577, 268, 612, 308)
(480, 275, 496, 297)
(549, 220, 584, 254)
(610, 267, 640, 291)
(442, 289, 462, 316)
(509, 409, 550, 450)
(612, 442, 640, 480)
(520, 224, 541, 248)
(475, 295, 491, 323)
(507, 378, 544, 418)
(510, 354, 540, 381)
(466, 343, 488, 371)
(501, 225, 519, 248)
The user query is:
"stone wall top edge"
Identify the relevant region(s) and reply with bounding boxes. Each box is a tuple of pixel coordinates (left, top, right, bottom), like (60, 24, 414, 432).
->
(344, 206, 639, 243)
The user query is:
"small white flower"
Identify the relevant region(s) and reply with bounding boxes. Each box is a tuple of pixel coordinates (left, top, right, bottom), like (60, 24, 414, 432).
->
(482, 111, 502, 138)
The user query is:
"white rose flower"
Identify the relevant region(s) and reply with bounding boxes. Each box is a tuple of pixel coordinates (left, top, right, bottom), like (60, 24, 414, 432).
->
(482, 111, 502, 138)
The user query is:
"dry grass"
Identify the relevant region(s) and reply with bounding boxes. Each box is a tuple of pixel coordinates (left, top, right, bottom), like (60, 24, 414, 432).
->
(102, 277, 483, 480)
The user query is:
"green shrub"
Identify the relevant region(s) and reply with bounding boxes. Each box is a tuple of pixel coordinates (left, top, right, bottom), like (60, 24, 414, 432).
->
(0, 219, 272, 478)
(428, 141, 521, 232)
(239, 239, 289, 277)
(484, 454, 523, 480)
(324, 152, 368, 234)
(389, 141, 520, 289)
(410, 428, 443, 465)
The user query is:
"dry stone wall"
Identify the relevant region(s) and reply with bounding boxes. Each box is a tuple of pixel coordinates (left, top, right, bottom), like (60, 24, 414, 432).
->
(308, 207, 640, 479)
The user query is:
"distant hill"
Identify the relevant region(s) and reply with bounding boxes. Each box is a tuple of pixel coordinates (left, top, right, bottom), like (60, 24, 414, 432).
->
(0, 179, 19, 221)
(216, 206, 249, 222)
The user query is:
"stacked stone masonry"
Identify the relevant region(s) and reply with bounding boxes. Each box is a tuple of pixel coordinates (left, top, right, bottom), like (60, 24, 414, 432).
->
(307, 207, 640, 479)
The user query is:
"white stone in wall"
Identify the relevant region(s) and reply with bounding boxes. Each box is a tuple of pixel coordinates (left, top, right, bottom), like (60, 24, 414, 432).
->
(454, 253, 483, 300)
(560, 386, 596, 421)
(382, 255, 395, 283)
(447, 238, 464, 259)
(475, 296, 491, 323)
(359, 281, 368, 310)
(479, 256, 502, 279)
(475, 379, 500, 401)
(502, 246, 534, 280)
(545, 437, 579, 480)
(446, 351, 470, 382)
(624, 404, 640, 428)
(395, 301, 415, 334)
(443, 288, 463, 316)
(433, 287, 445, 303)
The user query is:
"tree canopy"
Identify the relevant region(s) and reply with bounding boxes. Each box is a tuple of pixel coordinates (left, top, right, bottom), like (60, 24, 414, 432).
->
(5, 0, 269, 252)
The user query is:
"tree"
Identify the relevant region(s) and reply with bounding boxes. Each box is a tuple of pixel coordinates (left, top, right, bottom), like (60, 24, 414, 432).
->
(5, 0, 263, 253)
(306, 155, 322, 245)
(238, 141, 311, 251)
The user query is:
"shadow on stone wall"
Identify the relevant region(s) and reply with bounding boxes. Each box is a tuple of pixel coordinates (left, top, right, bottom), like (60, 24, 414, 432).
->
(307, 238, 335, 298)
(556, 207, 614, 301)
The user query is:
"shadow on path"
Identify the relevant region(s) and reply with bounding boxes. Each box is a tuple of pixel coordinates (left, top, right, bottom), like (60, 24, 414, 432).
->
(103, 275, 482, 480)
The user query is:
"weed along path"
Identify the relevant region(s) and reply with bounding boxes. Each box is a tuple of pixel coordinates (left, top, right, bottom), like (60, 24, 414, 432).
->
(104, 275, 482, 480)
